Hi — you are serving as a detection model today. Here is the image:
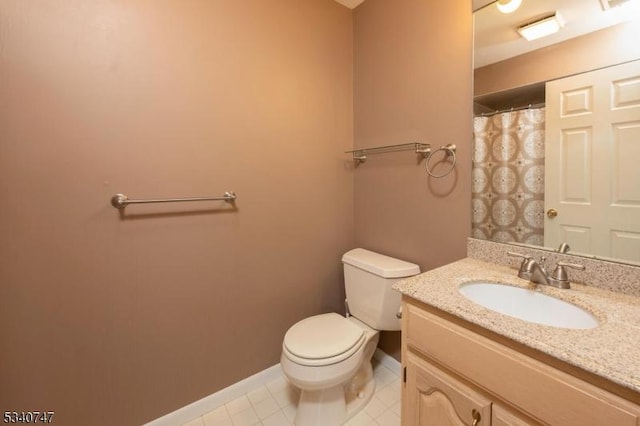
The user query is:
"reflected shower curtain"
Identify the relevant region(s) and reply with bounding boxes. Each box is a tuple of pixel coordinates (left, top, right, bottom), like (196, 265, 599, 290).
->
(472, 108, 545, 245)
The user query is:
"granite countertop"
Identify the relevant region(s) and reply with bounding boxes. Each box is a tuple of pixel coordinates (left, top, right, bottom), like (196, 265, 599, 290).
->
(393, 257, 640, 394)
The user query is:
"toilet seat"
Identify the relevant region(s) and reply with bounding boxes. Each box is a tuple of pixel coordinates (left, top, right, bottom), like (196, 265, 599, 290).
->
(283, 313, 365, 367)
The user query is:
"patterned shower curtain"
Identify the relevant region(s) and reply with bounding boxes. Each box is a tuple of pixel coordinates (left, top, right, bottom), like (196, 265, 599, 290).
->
(472, 108, 546, 245)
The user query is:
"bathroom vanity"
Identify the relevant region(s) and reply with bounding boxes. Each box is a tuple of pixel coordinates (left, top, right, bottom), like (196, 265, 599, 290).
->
(394, 257, 640, 425)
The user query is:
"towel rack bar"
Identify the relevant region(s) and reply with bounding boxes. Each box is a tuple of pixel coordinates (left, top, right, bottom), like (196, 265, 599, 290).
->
(111, 191, 236, 209)
(345, 142, 431, 164)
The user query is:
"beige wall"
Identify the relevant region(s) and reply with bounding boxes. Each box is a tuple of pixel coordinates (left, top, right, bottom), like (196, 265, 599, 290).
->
(0, 0, 475, 422)
(353, 0, 473, 358)
(0, 1, 353, 424)
(475, 19, 640, 96)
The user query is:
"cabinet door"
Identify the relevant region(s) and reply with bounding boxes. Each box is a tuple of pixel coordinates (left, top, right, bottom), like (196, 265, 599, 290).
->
(404, 351, 491, 426)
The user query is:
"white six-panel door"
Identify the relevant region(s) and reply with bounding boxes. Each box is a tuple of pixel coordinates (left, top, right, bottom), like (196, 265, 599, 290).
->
(545, 59, 640, 263)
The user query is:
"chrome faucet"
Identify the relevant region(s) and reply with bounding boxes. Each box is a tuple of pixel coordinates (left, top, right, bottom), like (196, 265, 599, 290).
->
(528, 257, 550, 286)
(508, 252, 585, 289)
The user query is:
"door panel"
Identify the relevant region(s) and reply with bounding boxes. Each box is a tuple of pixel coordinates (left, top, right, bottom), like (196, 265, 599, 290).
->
(545, 59, 640, 262)
(404, 351, 491, 426)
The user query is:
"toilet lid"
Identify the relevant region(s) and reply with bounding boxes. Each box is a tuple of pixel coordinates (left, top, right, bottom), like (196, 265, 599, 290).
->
(284, 313, 364, 360)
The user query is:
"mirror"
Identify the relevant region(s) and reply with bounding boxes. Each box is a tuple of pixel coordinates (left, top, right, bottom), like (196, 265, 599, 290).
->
(472, 0, 640, 265)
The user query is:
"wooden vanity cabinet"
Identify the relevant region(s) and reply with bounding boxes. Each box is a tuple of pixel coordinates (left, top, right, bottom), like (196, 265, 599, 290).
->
(401, 297, 640, 426)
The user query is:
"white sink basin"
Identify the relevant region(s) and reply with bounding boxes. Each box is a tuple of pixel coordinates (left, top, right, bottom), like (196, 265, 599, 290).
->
(459, 282, 599, 329)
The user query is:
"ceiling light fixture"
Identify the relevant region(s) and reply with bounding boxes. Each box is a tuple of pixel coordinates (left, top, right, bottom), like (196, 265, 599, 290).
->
(600, 0, 634, 10)
(517, 13, 563, 41)
(496, 0, 523, 14)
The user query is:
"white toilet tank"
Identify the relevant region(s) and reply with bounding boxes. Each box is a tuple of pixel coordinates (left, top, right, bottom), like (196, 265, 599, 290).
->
(342, 248, 420, 331)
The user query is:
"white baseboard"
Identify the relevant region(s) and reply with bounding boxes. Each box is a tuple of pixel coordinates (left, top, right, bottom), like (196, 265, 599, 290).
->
(144, 350, 399, 426)
(143, 364, 283, 426)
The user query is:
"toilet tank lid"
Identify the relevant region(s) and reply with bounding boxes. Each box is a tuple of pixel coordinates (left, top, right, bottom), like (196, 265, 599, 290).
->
(342, 248, 420, 278)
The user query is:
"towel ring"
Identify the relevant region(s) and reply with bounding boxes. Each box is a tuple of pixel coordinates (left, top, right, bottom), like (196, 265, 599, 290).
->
(425, 144, 457, 178)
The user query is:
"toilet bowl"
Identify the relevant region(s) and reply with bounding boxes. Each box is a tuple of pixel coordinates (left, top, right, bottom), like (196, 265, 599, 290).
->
(280, 248, 420, 426)
(280, 314, 379, 425)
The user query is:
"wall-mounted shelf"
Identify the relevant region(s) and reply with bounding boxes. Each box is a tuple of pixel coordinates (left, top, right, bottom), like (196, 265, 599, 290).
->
(345, 142, 431, 164)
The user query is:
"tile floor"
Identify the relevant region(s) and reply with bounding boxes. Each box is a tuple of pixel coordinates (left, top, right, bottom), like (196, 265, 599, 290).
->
(182, 359, 401, 426)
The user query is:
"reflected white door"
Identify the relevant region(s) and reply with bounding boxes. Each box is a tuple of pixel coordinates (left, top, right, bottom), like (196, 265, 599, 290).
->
(545, 60, 640, 262)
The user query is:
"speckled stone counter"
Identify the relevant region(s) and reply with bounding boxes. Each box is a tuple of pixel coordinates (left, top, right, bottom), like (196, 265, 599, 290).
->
(393, 257, 640, 394)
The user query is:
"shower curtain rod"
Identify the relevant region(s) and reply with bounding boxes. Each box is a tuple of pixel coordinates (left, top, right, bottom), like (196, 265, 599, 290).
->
(475, 102, 546, 117)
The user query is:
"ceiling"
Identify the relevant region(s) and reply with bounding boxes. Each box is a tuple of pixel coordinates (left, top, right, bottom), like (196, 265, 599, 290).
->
(333, 0, 640, 69)
(333, 0, 365, 9)
(474, 0, 640, 67)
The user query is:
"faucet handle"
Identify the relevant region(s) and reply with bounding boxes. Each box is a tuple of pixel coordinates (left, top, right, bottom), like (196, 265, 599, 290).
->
(507, 251, 531, 261)
(507, 251, 532, 268)
(549, 261, 586, 289)
(556, 261, 586, 271)
(556, 261, 586, 273)
(507, 252, 534, 280)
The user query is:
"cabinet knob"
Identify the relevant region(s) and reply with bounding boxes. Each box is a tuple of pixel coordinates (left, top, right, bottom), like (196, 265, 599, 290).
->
(472, 409, 481, 426)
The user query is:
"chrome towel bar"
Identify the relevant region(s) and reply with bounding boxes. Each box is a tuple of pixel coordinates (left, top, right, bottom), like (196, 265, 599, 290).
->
(110, 191, 236, 209)
(345, 142, 431, 164)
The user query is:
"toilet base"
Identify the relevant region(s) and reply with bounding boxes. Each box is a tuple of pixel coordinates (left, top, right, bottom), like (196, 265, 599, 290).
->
(293, 359, 376, 426)
(295, 385, 346, 426)
(344, 358, 375, 421)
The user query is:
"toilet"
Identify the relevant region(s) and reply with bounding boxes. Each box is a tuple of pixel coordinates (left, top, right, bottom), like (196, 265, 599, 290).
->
(280, 248, 420, 425)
